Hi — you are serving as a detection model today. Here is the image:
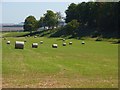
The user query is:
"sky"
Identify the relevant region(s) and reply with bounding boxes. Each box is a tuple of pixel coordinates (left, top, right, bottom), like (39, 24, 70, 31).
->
(2, 1, 90, 24)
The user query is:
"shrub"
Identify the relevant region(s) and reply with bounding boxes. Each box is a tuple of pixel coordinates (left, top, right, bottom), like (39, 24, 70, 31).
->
(95, 37, 103, 41)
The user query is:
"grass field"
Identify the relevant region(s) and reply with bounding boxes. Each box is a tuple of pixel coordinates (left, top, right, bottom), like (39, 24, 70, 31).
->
(2, 32, 29, 37)
(2, 35, 118, 88)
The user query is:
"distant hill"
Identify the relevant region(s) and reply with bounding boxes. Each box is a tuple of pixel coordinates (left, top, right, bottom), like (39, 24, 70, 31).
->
(2, 25, 23, 27)
(1, 22, 24, 32)
(2, 23, 23, 27)
(18, 22, 24, 25)
(1, 22, 24, 27)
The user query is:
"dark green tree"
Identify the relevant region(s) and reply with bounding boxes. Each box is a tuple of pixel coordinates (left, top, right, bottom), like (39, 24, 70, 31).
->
(44, 10, 58, 29)
(56, 12, 62, 20)
(65, 3, 77, 23)
(56, 12, 63, 27)
(65, 2, 119, 38)
(24, 16, 37, 33)
(38, 17, 46, 28)
(65, 19, 80, 35)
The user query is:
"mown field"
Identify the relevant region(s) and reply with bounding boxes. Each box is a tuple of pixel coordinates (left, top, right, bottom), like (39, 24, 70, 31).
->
(2, 32, 118, 88)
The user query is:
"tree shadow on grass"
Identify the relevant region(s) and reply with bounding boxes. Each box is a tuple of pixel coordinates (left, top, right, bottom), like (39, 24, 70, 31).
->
(17, 30, 45, 37)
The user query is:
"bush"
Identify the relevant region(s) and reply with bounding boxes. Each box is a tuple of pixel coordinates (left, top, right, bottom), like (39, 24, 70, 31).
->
(117, 39, 120, 43)
(91, 31, 101, 38)
(64, 19, 80, 35)
(95, 37, 103, 41)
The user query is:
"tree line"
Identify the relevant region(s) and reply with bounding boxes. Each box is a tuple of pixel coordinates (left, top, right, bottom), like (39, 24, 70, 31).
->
(65, 2, 119, 38)
(23, 10, 62, 32)
(24, 2, 120, 38)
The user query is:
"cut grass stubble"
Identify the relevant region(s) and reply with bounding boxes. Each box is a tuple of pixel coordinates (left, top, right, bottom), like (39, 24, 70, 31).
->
(2, 37, 118, 88)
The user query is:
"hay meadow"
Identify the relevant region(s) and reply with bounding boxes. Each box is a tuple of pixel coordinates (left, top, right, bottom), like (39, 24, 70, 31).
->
(2, 32, 118, 88)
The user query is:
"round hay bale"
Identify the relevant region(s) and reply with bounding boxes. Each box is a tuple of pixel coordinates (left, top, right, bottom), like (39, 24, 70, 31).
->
(63, 43, 66, 46)
(69, 42, 72, 45)
(34, 36, 37, 38)
(15, 41, 24, 49)
(95, 37, 103, 41)
(28, 35, 30, 37)
(63, 39, 65, 41)
(52, 44, 58, 48)
(25, 36, 27, 38)
(40, 41, 43, 44)
(32, 43, 38, 48)
(7, 41, 10, 44)
(81, 41, 85, 44)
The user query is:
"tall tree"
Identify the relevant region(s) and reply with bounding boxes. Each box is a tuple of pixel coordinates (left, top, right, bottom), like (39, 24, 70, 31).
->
(56, 12, 62, 20)
(65, 2, 119, 37)
(65, 19, 80, 35)
(56, 12, 63, 27)
(24, 15, 37, 33)
(38, 17, 45, 28)
(44, 10, 58, 29)
(65, 3, 77, 23)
